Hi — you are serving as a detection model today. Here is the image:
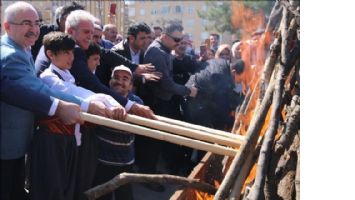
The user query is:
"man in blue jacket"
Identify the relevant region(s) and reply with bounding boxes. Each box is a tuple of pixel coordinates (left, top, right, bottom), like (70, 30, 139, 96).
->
(0, 2, 112, 200)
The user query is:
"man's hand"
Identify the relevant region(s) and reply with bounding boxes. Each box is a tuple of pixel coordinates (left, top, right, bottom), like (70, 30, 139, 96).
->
(142, 71, 162, 82)
(129, 103, 156, 120)
(134, 63, 156, 75)
(56, 100, 84, 125)
(88, 101, 113, 119)
(111, 104, 127, 121)
(189, 86, 198, 98)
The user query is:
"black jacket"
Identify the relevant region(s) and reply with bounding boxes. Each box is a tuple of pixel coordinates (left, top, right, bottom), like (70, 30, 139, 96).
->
(112, 39, 144, 64)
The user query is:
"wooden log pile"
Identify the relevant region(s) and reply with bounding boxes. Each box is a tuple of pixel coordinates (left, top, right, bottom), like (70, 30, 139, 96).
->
(214, 0, 300, 199)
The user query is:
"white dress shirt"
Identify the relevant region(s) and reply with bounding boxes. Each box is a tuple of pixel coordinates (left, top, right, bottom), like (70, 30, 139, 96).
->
(40, 64, 121, 145)
(130, 47, 141, 65)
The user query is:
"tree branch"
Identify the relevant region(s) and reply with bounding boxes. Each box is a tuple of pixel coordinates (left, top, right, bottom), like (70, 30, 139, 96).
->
(84, 173, 217, 200)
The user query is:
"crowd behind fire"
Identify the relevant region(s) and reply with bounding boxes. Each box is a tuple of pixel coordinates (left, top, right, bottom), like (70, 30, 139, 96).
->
(1, 2, 266, 200)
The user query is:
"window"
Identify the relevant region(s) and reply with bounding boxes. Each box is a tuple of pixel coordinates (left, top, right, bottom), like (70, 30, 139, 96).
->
(140, 8, 145, 16)
(151, 8, 158, 15)
(128, 8, 135, 17)
(187, 6, 194, 14)
(161, 6, 170, 15)
(175, 5, 182, 14)
(202, 5, 208, 12)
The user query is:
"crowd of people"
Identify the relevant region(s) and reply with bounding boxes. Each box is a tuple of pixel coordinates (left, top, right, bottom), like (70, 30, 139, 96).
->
(0, 1, 258, 200)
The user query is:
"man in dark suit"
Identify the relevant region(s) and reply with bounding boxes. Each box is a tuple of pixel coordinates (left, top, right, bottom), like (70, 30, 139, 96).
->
(185, 58, 245, 130)
(136, 22, 198, 190)
(65, 10, 154, 119)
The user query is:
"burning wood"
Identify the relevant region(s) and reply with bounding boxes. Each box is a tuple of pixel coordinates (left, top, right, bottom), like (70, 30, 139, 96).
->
(173, 1, 300, 200)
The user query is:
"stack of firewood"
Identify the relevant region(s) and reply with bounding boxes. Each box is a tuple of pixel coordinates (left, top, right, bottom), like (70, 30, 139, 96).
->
(214, 1, 300, 200)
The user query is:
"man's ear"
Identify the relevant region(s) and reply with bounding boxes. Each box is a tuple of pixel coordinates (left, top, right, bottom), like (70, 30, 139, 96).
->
(66, 27, 73, 35)
(46, 50, 54, 60)
(3, 21, 11, 32)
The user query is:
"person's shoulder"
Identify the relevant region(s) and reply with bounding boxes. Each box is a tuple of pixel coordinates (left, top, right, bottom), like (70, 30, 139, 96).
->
(112, 40, 125, 51)
(128, 93, 144, 105)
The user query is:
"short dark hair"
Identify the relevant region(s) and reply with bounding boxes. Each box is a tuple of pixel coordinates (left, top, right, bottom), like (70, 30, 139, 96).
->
(230, 59, 245, 75)
(210, 33, 220, 40)
(153, 26, 162, 32)
(43, 32, 75, 59)
(85, 42, 101, 58)
(57, 2, 85, 26)
(127, 22, 151, 38)
(162, 21, 183, 35)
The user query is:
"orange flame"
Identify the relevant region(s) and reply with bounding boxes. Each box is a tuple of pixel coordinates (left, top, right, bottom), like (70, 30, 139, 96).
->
(190, 2, 280, 200)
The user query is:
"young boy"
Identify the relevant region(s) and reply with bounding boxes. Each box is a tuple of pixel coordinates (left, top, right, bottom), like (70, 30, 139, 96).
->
(93, 65, 143, 200)
(34, 32, 124, 200)
(85, 42, 101, 74)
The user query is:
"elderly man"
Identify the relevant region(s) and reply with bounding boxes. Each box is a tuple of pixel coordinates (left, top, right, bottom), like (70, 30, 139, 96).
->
(93, 24, 114, 49)
(0, 2, 108, 200)
(102, 23, 118, 43)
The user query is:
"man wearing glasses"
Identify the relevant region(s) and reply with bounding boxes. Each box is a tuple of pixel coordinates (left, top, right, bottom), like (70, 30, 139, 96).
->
(137, 21, 198, 192)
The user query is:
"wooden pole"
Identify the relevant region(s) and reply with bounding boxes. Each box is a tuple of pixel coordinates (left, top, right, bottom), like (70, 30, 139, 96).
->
(80, 113, 237, 157)
(84, 173, 217, 200)
(125, 114, 242, 148)
(155, 115, 244, 142)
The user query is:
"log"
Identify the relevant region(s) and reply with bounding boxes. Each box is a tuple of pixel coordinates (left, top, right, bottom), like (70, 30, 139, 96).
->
(125, 114, 243, 148)
(247, 56, 286, 200)
(264, 103, 300, 200)
(155, 115, 244, 142)
(228, 144, 261, 200)
(81, 113, 237, 157)
(213, 74, 275, 200)
(84, 173, 217, 200)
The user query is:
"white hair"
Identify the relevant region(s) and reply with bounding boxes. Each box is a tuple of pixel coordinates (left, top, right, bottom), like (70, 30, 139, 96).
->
(65, 10, 95, 32)
(231, 41, 242, 58)
(103, 24, 117, 32)
(4, 1, 37, 23)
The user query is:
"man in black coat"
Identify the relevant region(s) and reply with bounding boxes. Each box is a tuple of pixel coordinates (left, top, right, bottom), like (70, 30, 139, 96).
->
(185, 58, 245, 130)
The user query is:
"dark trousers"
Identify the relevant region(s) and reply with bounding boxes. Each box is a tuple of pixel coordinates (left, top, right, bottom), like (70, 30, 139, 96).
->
(29, 127, 78, 200)
(0, 156, 29, 200)
(93, 163, 133, 200)
(74, 126, 99, 200)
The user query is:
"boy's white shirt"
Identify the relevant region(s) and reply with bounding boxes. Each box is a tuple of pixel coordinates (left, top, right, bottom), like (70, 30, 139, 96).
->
(40, 63, 121, 145)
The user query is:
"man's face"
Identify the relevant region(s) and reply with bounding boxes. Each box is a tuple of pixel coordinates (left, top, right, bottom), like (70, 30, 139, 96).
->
(210, 35, 218, 47)
(68, 20, 94, 50)
(174, 37, 188, 56)
(109, 70, 132, 97)
(93, 28, 103, 45)
(5, 8, 40, 49)
(47, 49, 75, 70)
(163, 30, 183, 50)
(130, 31, 148, 51)
(104, 27, 118, 43)
(87, 54, 100, 73)
(154, 29, 162, 38)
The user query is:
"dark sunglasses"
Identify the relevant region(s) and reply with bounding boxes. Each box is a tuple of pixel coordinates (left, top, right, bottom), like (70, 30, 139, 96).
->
(166, 33, 183, 43)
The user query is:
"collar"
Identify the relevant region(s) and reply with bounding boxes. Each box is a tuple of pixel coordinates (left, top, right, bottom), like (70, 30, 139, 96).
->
(129, 46, 141, 56)
(156, 38, 171, 54)
(49, 63, 76, 84)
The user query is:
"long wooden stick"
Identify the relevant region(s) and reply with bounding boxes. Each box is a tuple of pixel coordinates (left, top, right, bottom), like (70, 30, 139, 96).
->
(155, 115, 244, 142)
(84, 173, 217, 200)
(81, 113, 237, 157)
(125, 114, 242, 148)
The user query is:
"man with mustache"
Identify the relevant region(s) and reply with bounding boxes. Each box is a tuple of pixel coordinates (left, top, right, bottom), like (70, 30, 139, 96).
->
(0, 2, 110, 200)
